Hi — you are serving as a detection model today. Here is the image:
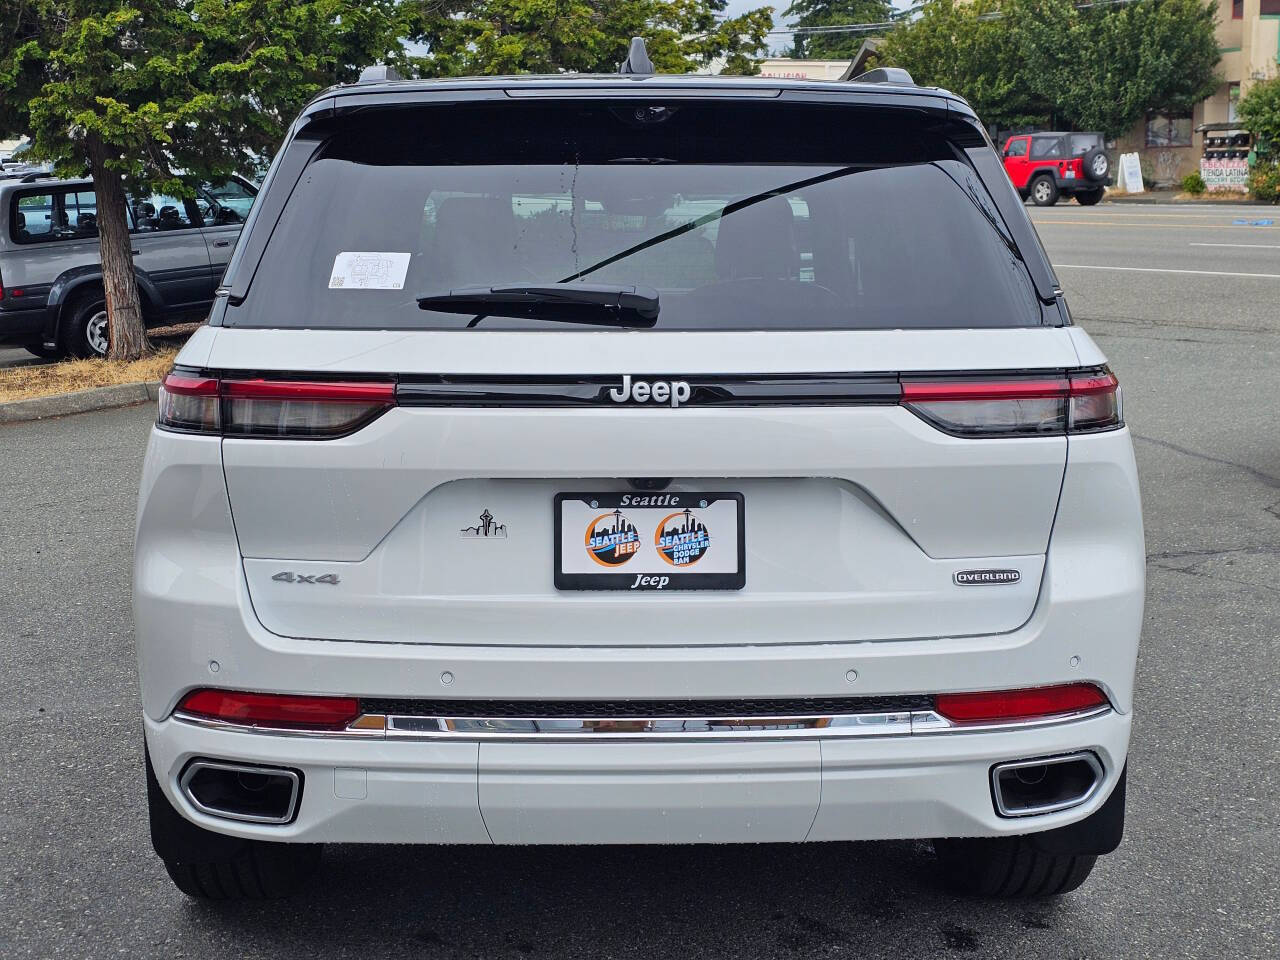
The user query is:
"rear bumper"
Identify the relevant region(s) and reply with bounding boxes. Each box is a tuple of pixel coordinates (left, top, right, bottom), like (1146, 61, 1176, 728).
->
(144, 708, 1130, 845)
(0, 306, 45, 346)
(1056, 175, 1112, 191)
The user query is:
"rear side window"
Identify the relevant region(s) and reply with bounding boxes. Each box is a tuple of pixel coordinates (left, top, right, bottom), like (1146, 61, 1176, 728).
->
(1030, 137, 1065, 159)
(225, 103, 1040, 331)
(9, 187, 101, 244)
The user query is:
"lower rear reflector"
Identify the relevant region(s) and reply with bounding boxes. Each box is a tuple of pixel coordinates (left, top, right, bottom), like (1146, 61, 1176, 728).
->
(177, 690, 361, 731)
(934, 683, 1109, 724)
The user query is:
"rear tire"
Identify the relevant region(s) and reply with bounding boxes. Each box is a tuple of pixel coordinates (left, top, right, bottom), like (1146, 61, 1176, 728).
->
(146, 746, 320, 900)
(1029, 176, 1058, 206)
(60, 293, 110, 358)
(1076, 187, 1105, 206)
(933, 836, 1097, 898)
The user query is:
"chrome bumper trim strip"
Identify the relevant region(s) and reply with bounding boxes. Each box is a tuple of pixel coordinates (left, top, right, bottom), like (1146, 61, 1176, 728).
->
(171, 706, 1111, 742)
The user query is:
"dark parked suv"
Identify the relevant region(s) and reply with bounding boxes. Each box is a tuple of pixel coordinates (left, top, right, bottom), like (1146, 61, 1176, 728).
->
(0, 175, 256, 357)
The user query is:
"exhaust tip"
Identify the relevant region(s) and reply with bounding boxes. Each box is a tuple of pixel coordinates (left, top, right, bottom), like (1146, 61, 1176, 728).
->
(991, 752, 1103, 818)
(179, 759, 302, 824)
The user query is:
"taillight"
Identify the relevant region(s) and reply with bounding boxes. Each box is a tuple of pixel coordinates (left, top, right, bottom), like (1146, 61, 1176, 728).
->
(901, 367, 1121, 437)
(157, 374, 220, 432)
(222, 379, 395, 437)
(934, 683, 1110, 724)
(157, 372, 394, 438)
(177, 689, 361, 731)
(1067, 369, 1121, 432)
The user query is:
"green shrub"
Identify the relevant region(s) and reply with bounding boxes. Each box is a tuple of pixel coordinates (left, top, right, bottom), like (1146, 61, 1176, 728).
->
(1181, 172, 1206, 195)
(1250, 161, 1280, 203)
(1239, 76, 1280, 155)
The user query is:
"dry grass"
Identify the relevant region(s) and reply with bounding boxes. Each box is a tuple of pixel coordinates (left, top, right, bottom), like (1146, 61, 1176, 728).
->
(0, 347, 178, 402)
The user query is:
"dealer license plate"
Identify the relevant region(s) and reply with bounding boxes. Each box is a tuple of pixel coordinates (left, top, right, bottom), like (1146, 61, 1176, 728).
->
(554, 492, 745, 591)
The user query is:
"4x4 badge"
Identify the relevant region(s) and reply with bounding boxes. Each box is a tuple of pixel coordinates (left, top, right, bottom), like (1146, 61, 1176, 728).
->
(461, 508, 507, 539)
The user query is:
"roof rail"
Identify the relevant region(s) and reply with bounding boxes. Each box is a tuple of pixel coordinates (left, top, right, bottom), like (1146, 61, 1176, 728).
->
(619, 37, 654, 76)
(358, 64, 402, 84)
(20, 172, 56, 183)
(850, 67, 914, 86)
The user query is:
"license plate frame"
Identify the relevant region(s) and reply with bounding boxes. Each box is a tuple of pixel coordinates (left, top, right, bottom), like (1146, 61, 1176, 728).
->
(554, 492, 745, 591)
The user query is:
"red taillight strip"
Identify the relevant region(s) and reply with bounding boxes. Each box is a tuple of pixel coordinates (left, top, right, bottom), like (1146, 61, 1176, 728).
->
(900, 378, 1069, 402)
(160, 374, 220, 397)
(1067, 371, 1119, 395)
(222, 379, 396, 402)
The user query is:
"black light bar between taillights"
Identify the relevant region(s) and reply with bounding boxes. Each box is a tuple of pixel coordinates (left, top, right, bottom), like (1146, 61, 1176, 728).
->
(158, 367, 1122, 439)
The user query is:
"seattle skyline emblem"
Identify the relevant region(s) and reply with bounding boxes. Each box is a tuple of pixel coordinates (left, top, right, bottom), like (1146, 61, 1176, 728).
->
(585, 508, 640, 566)
(460, 508, 507, 538)
(655, 508, 711, 566)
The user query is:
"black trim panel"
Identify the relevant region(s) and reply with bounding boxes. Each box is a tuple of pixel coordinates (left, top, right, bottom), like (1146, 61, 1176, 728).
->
(359, 695, 934, 718)
(397, 374, 903, 407)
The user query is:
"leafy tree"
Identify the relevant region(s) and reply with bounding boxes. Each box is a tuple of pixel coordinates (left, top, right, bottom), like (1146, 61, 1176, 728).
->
(877, 0, 1051, 131)
(408, 1, 773, 78)
(782, 0, 894, 60)
(1017, 0, 1219, 140)
(0, 2, 407, 360)
(1239, 75, 1280, 155)
(879, 0, 1219, 140)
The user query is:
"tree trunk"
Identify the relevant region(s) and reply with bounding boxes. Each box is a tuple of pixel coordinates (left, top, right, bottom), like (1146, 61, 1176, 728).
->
(86, 134, 150, 361)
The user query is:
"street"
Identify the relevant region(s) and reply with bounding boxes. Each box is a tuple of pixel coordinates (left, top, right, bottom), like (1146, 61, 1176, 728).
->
(1, 204, 1277, 959)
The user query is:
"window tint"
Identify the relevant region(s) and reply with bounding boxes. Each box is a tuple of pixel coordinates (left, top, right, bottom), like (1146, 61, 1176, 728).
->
(1068, 134, 1102, 155)
(67, 191, 99, 237)
(1029, 137, 1063, 159)
(1006, 139, 1028, 158)
(131, 193, 199, 232)
(204, 179, 256, 221)
(9, 187, 101, 244)
(225, 104, 1040, 332)
(12, 192, 57, 243)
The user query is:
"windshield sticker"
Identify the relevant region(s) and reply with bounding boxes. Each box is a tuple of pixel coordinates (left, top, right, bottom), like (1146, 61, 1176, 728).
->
(328, 251, 411, 290)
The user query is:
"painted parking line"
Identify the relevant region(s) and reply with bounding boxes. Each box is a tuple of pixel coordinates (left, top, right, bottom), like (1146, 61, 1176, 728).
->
(1055, 264, 1280, 279)
(1033, 210, 1274, 219)
(1189, 242, 1280, 249)
(1033, 219, 1274, 229)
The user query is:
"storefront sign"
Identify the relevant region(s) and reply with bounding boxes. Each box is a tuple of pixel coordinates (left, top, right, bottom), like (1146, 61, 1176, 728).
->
(1200, 158, 1250, 193)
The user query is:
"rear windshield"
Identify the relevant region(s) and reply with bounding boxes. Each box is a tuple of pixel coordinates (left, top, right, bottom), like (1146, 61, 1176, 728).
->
(225, 103, 1040, 331)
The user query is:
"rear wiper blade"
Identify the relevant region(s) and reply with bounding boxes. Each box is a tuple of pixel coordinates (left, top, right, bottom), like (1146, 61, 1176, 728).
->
(417, 283, 660, 328)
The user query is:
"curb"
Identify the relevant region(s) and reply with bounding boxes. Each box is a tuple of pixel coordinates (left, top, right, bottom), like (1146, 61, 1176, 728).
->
(1102, 195, 1269, 206)
(0, 380, 161, 425)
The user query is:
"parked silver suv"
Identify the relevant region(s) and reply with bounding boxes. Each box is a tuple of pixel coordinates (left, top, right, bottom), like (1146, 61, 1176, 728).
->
(0, 174, 256, 357)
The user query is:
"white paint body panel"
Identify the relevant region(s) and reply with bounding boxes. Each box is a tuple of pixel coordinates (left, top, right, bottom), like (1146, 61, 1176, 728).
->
(200, 326, 1083, 376)
(138, 323, 1146, 845)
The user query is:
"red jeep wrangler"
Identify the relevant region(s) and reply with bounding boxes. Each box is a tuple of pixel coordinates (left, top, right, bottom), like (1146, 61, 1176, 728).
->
(1002, 132, 1111, 206)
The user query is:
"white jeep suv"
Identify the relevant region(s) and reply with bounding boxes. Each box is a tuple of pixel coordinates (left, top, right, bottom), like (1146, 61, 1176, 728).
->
(135, 61, 1144, 901)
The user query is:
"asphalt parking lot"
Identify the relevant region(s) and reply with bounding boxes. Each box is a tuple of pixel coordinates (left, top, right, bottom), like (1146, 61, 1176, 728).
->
(1, 203, 1277, 959)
